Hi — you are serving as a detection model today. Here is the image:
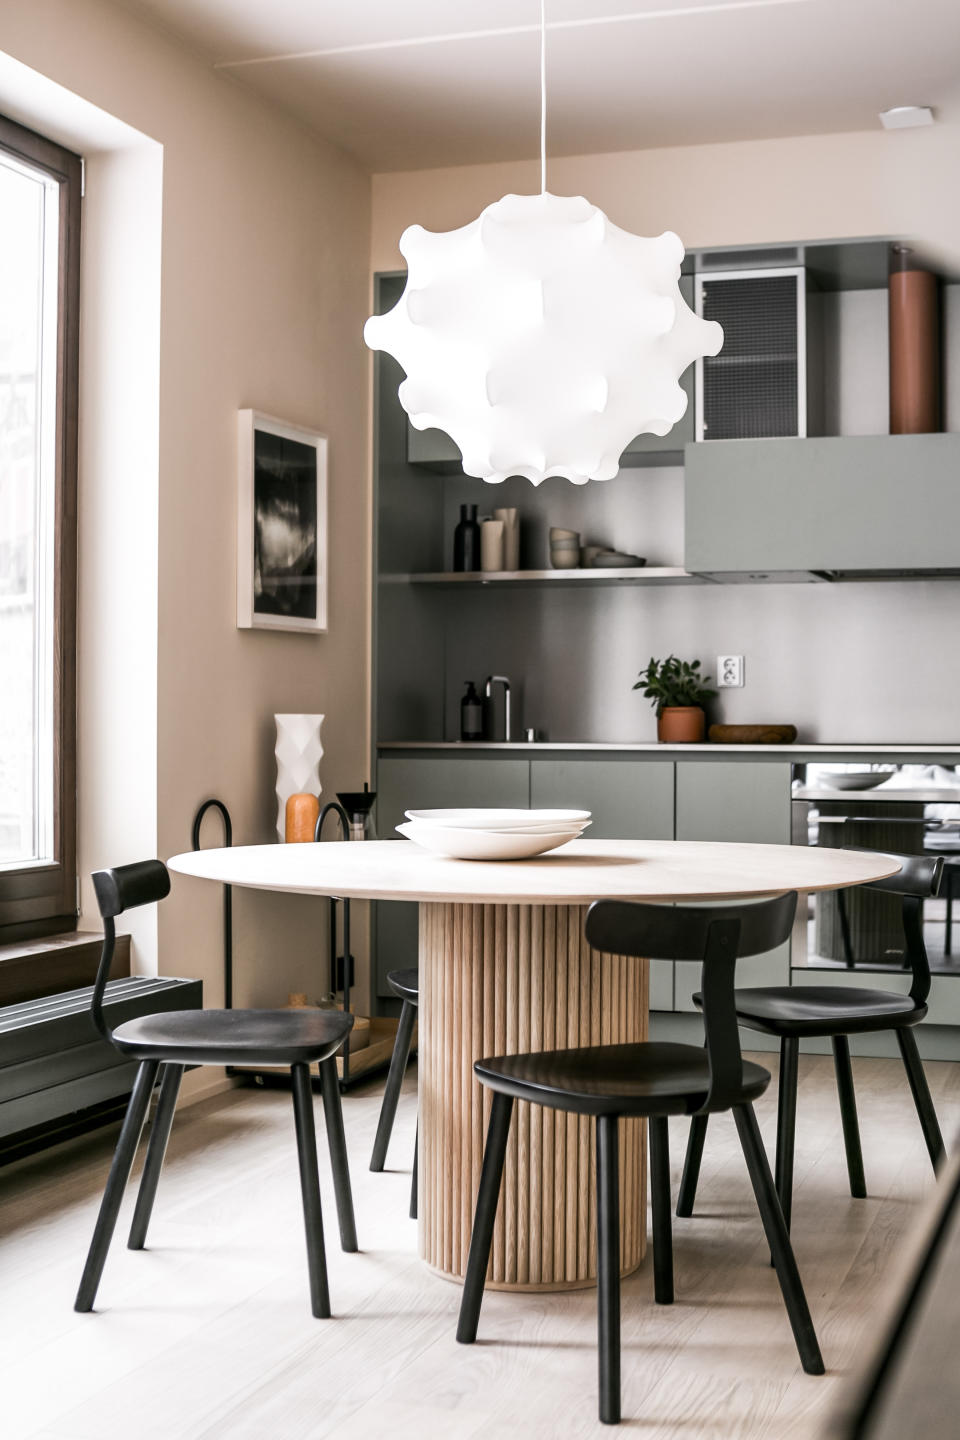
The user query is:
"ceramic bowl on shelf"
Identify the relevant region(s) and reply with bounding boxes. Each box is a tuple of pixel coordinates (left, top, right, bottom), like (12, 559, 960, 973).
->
(823, 769, 895, 790)
(591, 552, 646, 568)
(405, 808, 591, 831)
(396, 821, 582, 860)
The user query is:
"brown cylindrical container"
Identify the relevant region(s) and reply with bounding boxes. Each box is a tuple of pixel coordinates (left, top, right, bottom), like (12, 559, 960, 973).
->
(889, 250, 940, 434)
(285, 791, 320, 843)
(657, 706, 706, 743)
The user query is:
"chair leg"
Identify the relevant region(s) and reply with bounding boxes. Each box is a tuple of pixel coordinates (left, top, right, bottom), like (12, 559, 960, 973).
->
(318, 1056, 358, 1252)
(457, 1092, 513, 1345)
(596, 1113, 622, 1425)
(775, 1036, 800, 1235)
(410, 1120, 418, 1220)
(896, 1028, 946, 1173)
(946, 883, 954, 958)
(128, 1062, 183, 1250)
(676, 1112, 708, 1218)
(291, 1062, 331, 1318)
(649, 1116, 673, 1304)
(733, 1104, 824, 1376)
(370, 998, 417, 1172)
(75, 1059, 160, 1312)
(832, 1036, 866, 1199)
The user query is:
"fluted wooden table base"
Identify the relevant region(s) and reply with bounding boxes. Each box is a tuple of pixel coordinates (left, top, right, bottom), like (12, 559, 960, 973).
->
(418, 902, 648, 1291)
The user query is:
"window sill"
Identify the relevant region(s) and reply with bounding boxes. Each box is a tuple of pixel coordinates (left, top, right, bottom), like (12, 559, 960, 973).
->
(0, 932, 131, 1007)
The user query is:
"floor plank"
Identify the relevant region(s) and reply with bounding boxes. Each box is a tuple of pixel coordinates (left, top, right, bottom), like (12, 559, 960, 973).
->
(0, 1052, 954, 1439)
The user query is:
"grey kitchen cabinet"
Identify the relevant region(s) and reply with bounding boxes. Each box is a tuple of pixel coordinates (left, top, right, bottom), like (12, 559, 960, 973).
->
(373, 756, 530, 998)
(531, 756, 676, 1009)
(685, 434, 960, 577)
(674, 760, 793, 1011)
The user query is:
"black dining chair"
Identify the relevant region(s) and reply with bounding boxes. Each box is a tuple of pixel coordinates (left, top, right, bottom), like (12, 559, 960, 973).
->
(457, 892, 823, 1427)
(369, 968, 419, 1219)
(676, 853, 946, 1235)
(75, 860, 358, 1318)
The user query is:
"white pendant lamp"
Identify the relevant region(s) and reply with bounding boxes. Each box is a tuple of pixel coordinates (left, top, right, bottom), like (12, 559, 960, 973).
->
(364, 4, 723, 486)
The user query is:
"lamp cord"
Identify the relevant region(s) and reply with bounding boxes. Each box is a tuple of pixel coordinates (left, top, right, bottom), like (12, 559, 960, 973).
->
(540, 0, 546, 193)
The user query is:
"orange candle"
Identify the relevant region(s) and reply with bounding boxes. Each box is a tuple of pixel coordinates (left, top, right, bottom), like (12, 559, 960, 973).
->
(285, 792, 320, 843)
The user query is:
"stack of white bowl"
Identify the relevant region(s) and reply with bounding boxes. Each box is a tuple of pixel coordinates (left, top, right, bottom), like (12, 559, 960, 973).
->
(396, 808, 591, 860)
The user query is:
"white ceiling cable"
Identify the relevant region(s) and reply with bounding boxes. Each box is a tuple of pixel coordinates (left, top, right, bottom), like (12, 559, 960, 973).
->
(540, 0, 547, 195)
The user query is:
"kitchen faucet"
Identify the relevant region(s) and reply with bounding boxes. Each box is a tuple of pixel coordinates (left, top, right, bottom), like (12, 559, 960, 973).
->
(484, 675, 511, 742)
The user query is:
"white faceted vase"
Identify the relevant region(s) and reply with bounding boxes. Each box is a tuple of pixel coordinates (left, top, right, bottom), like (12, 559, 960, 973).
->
(275, 714, 324, 841)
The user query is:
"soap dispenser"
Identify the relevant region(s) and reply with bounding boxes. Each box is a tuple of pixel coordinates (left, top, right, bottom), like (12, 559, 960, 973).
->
(460, 681, 483, 742)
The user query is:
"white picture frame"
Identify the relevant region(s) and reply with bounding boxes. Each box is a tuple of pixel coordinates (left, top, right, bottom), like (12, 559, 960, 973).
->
(237, 409, 328, 632)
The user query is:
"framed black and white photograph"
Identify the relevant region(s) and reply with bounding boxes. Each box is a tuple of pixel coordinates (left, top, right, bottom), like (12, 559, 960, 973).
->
(237, 410, 328, 632)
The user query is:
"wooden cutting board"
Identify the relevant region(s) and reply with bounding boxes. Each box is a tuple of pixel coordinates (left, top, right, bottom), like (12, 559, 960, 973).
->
(708, 724, 798, 744)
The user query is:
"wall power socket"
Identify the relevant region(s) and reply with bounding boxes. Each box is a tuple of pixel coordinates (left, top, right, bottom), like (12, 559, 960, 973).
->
(717, 655, 744, 688)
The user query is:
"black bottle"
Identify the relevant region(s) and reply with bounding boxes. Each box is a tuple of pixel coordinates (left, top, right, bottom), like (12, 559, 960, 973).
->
(453, 503, 481, 572)
(460, 681, 483, 741)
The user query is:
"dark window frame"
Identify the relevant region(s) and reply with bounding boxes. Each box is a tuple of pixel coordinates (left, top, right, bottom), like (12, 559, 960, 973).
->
(0, 115, 80, 942)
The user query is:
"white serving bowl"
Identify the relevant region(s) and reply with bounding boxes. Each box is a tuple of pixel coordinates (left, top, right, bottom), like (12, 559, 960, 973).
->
(405, 808, 591, 831)
(396, 821, 581, 861)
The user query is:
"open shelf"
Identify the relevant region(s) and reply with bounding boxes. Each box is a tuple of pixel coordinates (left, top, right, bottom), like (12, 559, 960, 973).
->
(380, 566, 707, 588)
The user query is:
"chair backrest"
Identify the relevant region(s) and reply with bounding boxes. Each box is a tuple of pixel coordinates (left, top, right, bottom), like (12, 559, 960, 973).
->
(90, 860, 171, 1042)
(864, 852, 942, 900)
(862, 851, 943, 1006)
(585, 892, 798, 1115)
(584, 891, 797, 962)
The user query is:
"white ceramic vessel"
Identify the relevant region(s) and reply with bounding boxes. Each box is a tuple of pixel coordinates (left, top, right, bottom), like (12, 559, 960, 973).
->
(274, 713, 324, 841)
(405, 807, 591, 831)
(396, 821, 581, 861)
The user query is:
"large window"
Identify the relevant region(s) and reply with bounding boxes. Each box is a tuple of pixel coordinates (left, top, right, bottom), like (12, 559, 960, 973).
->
(0, 117, 80, 939)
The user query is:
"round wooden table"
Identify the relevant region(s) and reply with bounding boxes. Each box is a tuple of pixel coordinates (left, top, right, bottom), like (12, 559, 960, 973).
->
(168, 838, 899, 1292)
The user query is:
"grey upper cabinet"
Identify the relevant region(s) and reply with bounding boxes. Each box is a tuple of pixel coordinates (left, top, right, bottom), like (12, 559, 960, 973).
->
(406, 423, 464, 471)
(674, 760, 793, 1009)
(685, 434, 960, 577)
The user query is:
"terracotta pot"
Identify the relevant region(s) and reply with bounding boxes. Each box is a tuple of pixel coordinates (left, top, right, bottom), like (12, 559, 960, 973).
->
(657, 706, 705, 743)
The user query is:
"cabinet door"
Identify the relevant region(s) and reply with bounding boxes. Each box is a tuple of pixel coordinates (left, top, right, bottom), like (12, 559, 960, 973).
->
(373, 757, 530, 999)
(531, 757, 675, 1010)
(674, 761, 793, 1011)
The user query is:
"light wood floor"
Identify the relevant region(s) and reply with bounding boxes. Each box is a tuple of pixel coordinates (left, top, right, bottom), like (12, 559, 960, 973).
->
(2, 1051, 958, 1440)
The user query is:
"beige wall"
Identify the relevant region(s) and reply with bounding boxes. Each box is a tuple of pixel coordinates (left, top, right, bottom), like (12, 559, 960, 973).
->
(0, 0, 372, 1071)
(372, 123, 960, 270)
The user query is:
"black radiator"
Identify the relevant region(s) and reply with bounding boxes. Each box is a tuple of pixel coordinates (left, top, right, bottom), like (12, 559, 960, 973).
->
(0, 975, 202, 1143)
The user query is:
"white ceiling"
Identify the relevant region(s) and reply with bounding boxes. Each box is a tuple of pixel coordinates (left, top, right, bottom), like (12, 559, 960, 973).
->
(114, 0, 960, 172)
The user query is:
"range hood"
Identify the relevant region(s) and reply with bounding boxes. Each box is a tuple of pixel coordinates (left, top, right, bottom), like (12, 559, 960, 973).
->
(684, 436, 960, 583)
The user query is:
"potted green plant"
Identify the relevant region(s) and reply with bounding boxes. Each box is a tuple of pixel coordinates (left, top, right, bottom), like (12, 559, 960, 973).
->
(633, 655, 716, 743)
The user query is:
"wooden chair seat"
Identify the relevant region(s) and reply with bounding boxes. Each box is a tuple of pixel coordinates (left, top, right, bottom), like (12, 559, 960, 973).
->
(692, 985, 925, 1037)
(475, 1042, 772, 1117)
(386, 968, 419, 1004)
(110, 1006, 353, 1067)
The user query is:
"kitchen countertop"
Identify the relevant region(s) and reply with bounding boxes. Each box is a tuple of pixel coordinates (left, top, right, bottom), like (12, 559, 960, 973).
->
(378, 741, 960, 757)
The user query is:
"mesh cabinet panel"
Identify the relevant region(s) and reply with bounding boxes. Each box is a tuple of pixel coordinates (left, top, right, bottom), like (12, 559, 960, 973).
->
(699, 272, 802, 439)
